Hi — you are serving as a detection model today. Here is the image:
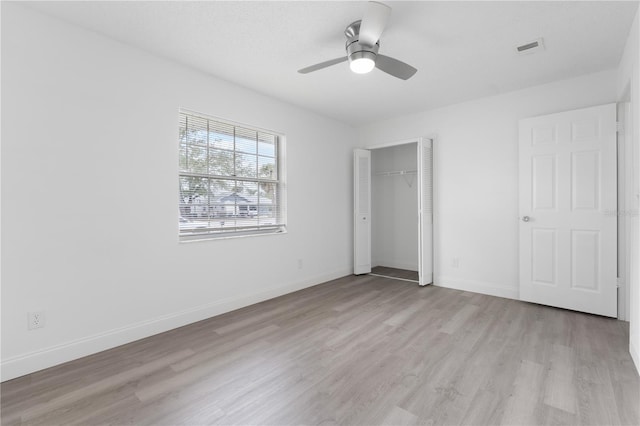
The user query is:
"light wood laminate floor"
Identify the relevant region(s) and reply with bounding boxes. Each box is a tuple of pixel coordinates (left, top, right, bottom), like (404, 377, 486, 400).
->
(2, 274, 639, 425)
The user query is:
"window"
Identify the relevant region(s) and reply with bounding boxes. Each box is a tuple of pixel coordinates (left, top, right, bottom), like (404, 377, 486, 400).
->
(178, 110, 286, 240)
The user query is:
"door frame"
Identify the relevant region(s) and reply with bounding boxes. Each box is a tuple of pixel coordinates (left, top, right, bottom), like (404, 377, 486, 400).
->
(359, 135, 438, 286)
(618, 100, 631, 321)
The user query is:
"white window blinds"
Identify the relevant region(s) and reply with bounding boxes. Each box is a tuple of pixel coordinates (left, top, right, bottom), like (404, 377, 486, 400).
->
(178, 110, 286, 239)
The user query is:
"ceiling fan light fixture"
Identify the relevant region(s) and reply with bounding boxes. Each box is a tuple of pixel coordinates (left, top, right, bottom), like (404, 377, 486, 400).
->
(349, 51, 376, 74)
(350, 57, 375, 74)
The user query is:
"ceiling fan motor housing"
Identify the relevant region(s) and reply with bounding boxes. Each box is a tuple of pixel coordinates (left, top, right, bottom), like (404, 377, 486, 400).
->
(345, 20, 379, 64)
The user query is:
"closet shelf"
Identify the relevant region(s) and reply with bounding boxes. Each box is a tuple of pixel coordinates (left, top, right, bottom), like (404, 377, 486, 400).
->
(374, 170, 417, 177)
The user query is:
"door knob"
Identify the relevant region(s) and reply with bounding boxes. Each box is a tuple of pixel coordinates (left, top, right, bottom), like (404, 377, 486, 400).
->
(522, 216, 530, 222)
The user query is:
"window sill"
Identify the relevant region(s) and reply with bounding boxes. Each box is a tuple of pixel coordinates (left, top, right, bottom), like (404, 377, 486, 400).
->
(179, 228, 287, 244)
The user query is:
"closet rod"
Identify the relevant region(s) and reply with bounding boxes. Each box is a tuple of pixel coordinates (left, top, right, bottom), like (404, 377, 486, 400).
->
(374, 170, 417, 177)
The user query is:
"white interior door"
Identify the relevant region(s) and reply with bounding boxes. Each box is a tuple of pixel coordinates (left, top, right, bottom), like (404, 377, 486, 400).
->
(354, 149, 371, 275)
(418, 139, 434, 286)
(519, 103, 617, 317)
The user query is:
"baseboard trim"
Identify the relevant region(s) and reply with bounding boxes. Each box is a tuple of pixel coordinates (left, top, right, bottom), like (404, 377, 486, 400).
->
(631, 339, 640, 376)
(1, 267, 351, 382)
(435, 276, 518, 300)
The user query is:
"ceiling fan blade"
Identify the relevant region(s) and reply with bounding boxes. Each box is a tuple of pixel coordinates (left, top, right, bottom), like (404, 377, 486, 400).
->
(359, 1, 391, 48)
(375, 54, 417, 80)
(298, 57, 348, 74)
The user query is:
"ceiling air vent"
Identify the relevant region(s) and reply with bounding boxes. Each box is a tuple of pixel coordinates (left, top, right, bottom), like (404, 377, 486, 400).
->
(515, 38, 545, 55)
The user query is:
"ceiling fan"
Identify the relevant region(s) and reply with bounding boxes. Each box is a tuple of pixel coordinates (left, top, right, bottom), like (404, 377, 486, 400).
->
(298, 1, 417, 80)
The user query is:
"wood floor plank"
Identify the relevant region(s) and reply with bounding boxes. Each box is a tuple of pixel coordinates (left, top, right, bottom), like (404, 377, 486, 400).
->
(2, 275, 638, 426)
(384, 297, 429, 327)
(543, 343, 577, 414)
(500, 359, 546, 426)
(610, 376, 640, 426)
(438, 303, 479, 335)
(460, 389, 506, 426)
(20, 348, 194, 422)
(379, 405, 419, 425)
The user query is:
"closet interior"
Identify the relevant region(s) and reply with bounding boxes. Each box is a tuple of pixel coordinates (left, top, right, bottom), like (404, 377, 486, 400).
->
(370, 143, 419, 282)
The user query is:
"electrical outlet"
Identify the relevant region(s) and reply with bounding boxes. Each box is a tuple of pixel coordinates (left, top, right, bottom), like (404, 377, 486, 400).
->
(452, 257, 460, 268)
(28, 311, 46, 330)
(297, 259, 303, 269)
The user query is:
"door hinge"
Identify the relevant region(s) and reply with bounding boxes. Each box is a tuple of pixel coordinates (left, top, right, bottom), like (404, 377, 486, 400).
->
(616, 121, 624, 133)
(617, 277, 623, 289)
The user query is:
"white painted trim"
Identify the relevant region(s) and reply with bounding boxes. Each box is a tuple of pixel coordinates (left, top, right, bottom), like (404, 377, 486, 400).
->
(362, 137, 424, 150)
(618, 101, 632, 321)
(431, 135, 440, 290)
(0, 267, 351, 382)
(631, 340, 640, 376)
(435, 276, 519, 300)
(363, 134, 440, 151)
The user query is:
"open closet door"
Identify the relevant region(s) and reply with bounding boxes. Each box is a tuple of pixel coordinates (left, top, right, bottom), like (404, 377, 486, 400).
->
(418, 139, 434, 285)
(354, 149, 372, 275)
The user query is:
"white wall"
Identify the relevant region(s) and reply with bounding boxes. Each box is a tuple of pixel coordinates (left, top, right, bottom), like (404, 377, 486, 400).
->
(371, 143, 418, 271)
(1, 4, 357, 381)
(358, 70, 618, 300)
(617, 8, 640, 375)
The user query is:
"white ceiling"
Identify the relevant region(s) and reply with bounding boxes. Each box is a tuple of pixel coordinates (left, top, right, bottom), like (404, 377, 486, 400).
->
(25, 1, 639, 125)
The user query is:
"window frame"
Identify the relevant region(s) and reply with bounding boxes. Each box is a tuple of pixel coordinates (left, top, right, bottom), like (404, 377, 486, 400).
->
(178, 109, 287, 242)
